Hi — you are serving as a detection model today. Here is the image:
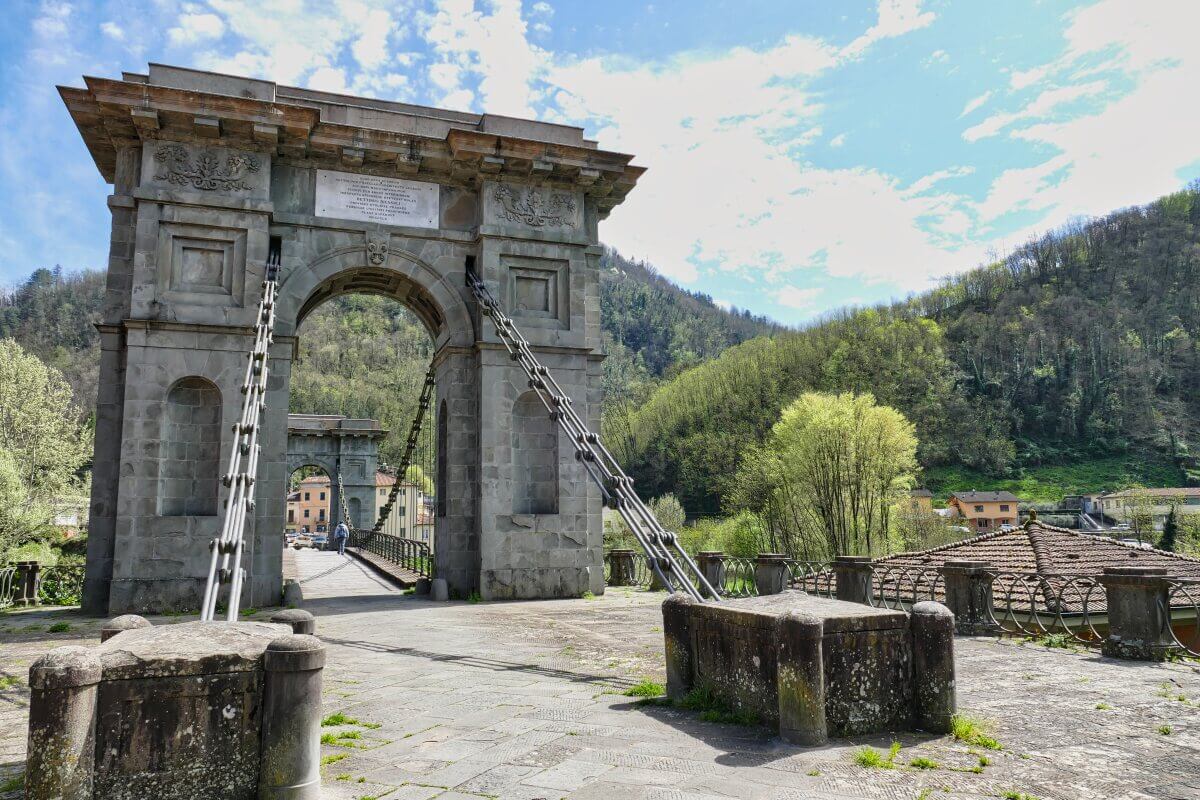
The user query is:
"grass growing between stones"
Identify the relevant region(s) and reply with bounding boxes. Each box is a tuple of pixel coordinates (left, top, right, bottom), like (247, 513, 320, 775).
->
(322, 712, 360, 726)
(908, 756, 939, 770)
(853, 742, 901, 769)
(47, 622, 71, 633)
(951, 714, 1002, 750)
(623, 679, 666, 698)
(0, 774, 23, 793)
(0, 675, 21, 690)
(1000, 792, 1042, 800)
(320, 753, 348, 766)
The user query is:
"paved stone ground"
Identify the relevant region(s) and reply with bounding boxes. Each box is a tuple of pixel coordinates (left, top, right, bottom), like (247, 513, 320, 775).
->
(2, 550, 1200, 800)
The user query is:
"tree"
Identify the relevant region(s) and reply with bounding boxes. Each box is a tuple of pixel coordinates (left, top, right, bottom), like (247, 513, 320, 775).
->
(1159, 505, 1180, 551)
(0, 339, 89, 556)
(649, 494, 685, 533)
(735, 392, 919, 559)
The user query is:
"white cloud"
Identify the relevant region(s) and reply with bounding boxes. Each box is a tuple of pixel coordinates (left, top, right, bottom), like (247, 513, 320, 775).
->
(829, 132, 846, 148)
(168, 12, 225, 45)
(100, 21, 124, 40)
(842, 0, 936, 60)
(778, 286, 823, 312)
(971, 0, 1200, 232)
(32, 2, 72, 39)
(960, 90, 990, 117)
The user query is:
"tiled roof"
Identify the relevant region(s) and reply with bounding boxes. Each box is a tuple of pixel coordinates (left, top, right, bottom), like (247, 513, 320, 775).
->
(910, 488, 933, 497)
(876, 520, 1200, 578)
(950, 490, 1020, 503)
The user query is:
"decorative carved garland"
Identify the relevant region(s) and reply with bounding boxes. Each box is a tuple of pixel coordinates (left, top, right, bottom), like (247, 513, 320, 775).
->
(492, 185, 576, 228)
(153, 145, 260, 192)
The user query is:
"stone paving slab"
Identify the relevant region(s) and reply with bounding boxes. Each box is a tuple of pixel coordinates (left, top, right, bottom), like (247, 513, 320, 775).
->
(2, 548, 1200, 800)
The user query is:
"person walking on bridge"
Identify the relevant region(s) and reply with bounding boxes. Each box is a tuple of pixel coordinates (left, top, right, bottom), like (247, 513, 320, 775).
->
(333, 520, 349, 556)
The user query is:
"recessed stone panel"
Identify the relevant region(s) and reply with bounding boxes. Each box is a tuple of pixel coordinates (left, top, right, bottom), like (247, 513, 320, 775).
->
(156, 223, 247, 307)
(505, 256, 569, 329)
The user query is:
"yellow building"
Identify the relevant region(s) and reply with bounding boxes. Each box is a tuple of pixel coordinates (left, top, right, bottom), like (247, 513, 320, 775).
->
(376, 471, 435, 552)
(1097, 487, 1200, 525)
(908, 488, 934, 514)
(947, 491, 1019, 532)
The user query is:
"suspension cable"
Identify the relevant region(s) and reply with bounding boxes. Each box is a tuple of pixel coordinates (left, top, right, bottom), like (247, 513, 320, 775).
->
(335, 469, 355, 529)
(464, 258, 720, 602)
(200, 249, 280, 621)
(365, 364, 436, 539)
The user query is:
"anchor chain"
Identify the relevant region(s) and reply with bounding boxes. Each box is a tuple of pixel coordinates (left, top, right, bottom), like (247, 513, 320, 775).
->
(201, 250, 280, 621)
(363, 364, 436, 542)
(464, 257, 720, 602)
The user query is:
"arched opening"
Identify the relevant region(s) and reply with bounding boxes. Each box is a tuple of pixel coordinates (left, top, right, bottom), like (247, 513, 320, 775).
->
(287, 288, 437, 552)
(512, 390, 559, 515)
(158, 376, 221, 516)
(286, 464, 332, 547)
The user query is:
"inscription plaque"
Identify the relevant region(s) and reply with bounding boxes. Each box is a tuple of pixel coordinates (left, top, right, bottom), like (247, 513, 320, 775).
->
(315, 170, 439, 228)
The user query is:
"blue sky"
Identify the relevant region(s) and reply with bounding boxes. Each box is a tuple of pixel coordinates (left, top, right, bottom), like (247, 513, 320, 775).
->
(2, 0, 1199, 324)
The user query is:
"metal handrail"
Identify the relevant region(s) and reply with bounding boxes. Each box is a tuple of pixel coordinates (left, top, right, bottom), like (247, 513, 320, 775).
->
(36, 564, 85, 606)
(350, 528, 433, 579)
(870, 565, 944, 610)
(467, 259, 720, 602)
(0, 565, 16, 610)
(1161, 579, 1200, 656)
(986, 571, 1104, 647)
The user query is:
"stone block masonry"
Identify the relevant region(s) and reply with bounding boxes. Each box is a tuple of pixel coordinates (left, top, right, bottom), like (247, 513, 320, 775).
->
(662, 591, 955, 745)
(60, 63, 644, 613)
(25, 619, 325, 800)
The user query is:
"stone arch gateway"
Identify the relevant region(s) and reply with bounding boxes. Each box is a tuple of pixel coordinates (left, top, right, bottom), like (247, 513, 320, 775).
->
(62, 64, 643, 614)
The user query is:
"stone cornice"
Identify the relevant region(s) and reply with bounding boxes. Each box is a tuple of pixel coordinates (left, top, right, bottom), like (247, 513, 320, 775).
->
(58, 69, 644, 218)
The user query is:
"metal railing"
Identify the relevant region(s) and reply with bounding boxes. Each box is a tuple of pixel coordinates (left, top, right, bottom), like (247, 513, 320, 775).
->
(986, 571, 1105, 648)
(350, 529, 433, 579)
(869, 565, 944, 610)
(0, 565, 15, 610)
(36, 564, 85, 606)
(1162, 579, 1200, 656)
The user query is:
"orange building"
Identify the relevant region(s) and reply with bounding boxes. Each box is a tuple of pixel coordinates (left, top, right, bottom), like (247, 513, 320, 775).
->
(908, 488, 934, 514)
(947, 491, 1019, 532)
(286, 474, 330, 533)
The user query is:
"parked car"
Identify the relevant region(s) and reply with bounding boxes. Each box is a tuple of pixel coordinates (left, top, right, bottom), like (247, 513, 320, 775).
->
(292, 534, 312, 550)
(312, 534, 329, 550)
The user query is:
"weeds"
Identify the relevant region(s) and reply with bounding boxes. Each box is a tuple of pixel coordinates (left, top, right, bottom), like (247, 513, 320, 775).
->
(0, 774, 23, 793)
(623, 679, 666, 698)
(47, 622, 71, 633)
(677, 686, 758, 725)
(320, 753, 348, 766)
(908, 756, 939, 770)
(466, 591, 482, 604)
(0, 676, 21, 691)
(321, 712, 359, 726)
(1001, 792, 1041, 800)
(1158, 725, 1172, 736)
(581, 591, 597, 600)
(951, 714, 1002, 750)
(853, 742, 902, 769)
(1095, 702, 1113, 710)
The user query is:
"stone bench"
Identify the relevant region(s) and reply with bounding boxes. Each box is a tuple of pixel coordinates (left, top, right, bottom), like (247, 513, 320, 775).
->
(26, 615, 324, 800)
(663, 591, 955, 745)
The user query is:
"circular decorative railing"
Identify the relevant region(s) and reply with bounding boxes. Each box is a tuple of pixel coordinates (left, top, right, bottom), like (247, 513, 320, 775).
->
(1160, 579, 1200, 657)
(986, 571, 1104, 647)
(869, 565, 944, 610)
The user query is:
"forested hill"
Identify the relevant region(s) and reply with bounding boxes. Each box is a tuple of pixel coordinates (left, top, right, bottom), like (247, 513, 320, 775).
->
(619, 186, 1200, 513)
(0, 248, 777, 464)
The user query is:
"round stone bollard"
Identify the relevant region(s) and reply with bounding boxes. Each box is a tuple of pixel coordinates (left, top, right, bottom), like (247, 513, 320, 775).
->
(754, 554, 789, 595)
(607, 549, 637, 587)
(259, 634, 326, 800)
(910, 601, 956, 733)
(281, 579, 303, 609)
(776, 611, 828, 746)
(270, 609, 316, 635)
(26, 646, 103, 800)
(414, 577, 431, 595)
(99, 614, 151, 642)
(431, 578, 449, 601)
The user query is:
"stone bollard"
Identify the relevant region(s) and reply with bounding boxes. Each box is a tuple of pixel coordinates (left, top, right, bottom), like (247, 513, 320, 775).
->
(100, 614, 151, 642)
(649, 557, 670, 592)
(281, 579, 303, 609)
(15, 560, 42, 606)
(607, 549, 637, 587)
(938, 560, 995, 635)
(777, 611, 827, 746)
(259, 635, 326, 800)
(696, 551, 727, 593)
(910, 601, 956, 733)
(431, 578, 449, 601)
(26, 646, 102, 800)
(1098, 567, 1174, 660)
(414, 577, 431, 595)
(754, 553, 789, 595)
(833, 556, 874, 605)
(270, 609, 316, 635)
(662, 593, 696, 701)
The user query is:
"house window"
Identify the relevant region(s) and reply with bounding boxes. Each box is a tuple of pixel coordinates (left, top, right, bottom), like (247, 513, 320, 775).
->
(304, 509, 310, 518)
(318, 509, 326, 521)
(1000, 504, 1010, 512)
(974, 505, 984, 513)
(977, 519, 989, 528)
(304, 492, 310, 501)
(319, 491, 326, 501)
(287, 509, 294, 523)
